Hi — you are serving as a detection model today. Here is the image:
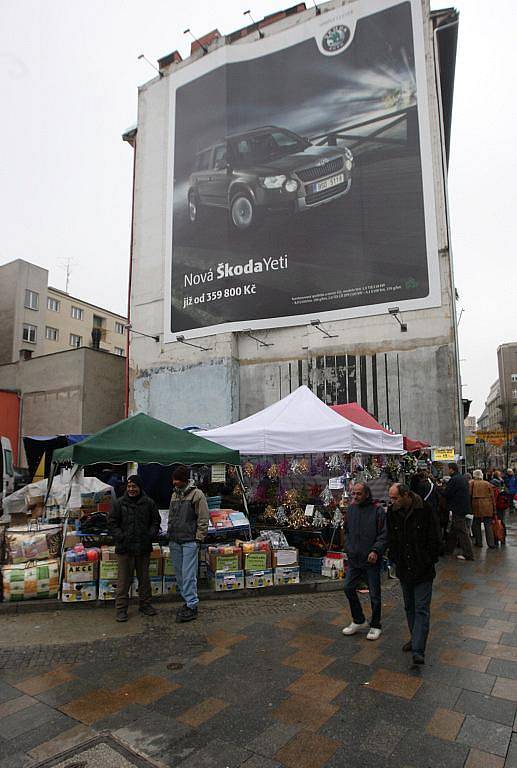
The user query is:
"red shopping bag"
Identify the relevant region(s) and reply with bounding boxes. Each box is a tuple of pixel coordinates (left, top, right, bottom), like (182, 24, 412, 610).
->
(492, 515, 505, 543)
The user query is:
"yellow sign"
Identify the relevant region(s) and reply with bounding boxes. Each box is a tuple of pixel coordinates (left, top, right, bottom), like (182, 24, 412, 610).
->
(431, 447, 455, 462)
(465, 436, 476, 445)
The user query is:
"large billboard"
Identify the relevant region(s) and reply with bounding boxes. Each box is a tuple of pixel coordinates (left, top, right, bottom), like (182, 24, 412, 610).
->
(164, 0, 440, 340)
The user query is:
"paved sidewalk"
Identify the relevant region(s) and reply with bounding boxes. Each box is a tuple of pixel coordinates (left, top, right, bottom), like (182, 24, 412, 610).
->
(2, 525, 517, 767)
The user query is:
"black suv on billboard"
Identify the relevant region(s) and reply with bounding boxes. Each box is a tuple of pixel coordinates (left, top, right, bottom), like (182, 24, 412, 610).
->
(187, 126, 354, 230)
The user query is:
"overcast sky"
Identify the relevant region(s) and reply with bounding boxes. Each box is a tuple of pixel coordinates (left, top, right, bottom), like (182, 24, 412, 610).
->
(1, 0, 515, 419)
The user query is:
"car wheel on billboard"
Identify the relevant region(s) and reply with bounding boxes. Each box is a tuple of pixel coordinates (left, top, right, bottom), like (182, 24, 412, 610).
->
(230, 193, 260, 230)
(188, 190, 203, 224)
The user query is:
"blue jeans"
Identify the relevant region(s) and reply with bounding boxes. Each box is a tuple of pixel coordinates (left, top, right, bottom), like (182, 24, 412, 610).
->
(170, 541, 199, 608)
(400, 580, 433, 655)
(344, 563, 382, 629)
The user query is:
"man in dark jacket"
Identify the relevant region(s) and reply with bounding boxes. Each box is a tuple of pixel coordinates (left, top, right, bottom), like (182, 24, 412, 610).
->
(442, 462, 474, 560)
(168, 465, 209, 623)
(108, 475, 161, 622)
(342, 482, 387, 641)
(388, 483, 441, 666)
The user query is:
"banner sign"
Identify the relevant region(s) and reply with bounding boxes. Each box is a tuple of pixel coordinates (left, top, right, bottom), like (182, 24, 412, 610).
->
(165, 0, 440, 339)
(431, 447, 455, 462)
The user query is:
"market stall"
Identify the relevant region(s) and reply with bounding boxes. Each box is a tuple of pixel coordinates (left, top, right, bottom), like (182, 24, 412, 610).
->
(330, 402, 429, 453)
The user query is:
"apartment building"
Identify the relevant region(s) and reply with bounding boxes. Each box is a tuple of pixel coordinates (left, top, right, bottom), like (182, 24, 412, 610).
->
(0, 259, 127, 363)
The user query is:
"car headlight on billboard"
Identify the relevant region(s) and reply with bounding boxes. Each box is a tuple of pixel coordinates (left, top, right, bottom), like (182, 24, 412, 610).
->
(259, 175, 287, 188)
(284, 179, 298, 192)
(345, 159, 353, 171)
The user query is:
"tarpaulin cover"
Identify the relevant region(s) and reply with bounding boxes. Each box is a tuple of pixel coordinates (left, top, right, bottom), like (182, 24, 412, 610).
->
(23, 435, 89, 479)
(51, 413, 240, 467)
(330, 403, 428, 452)
(197, 386, 403, 455)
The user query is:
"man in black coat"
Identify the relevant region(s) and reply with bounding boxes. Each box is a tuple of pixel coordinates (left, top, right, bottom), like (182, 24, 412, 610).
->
(442, 462, 474, 561)
(342, 482, 387, 641)
(387, 483, 441, 666)
(108, 475, 161, 622)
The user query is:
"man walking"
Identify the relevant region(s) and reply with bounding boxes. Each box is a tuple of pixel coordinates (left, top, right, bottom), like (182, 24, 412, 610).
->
(470, 469, 496, 548)
(108, 475, 161, 622)
(342, 482, 387, 641)
(442, 462, 474, 560)
(387, 483, 441, 665)
(168, 465, 209, 623)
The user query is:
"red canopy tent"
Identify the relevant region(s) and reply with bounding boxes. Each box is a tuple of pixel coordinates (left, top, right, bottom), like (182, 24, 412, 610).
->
(330, 403, 429, 453)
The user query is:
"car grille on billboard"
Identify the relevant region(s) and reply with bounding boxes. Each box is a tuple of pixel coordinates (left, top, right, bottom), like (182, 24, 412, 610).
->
(296, 157, 345, 182)
(305, 180, 349, 206)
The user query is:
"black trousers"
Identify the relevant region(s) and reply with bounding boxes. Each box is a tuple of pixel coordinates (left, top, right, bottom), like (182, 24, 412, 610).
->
(115, 554, 152, 611)
(344, 563, 382, 629)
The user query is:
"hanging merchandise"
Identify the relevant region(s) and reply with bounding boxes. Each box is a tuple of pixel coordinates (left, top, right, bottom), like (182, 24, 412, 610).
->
(289, 459, 301, 475)
(298, 458, 310, 475)
(211, 464, 227, 483)
(267, 464, 280, 480)
(326, 454, 343, 473)
(320, 485, 334, 507)
(243, 461, 255, 478)
(278, 459, 290, 477)
(276, 506, 287, 525)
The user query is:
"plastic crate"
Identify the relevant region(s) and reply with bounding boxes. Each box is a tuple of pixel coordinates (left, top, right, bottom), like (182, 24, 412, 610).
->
(299, 555, 324, 574)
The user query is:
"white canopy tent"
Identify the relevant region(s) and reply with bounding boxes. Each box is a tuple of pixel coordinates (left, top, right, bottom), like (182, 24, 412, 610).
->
(197, 386, 404, 455)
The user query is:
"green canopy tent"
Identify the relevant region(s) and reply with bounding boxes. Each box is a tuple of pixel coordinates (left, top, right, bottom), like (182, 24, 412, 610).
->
(51, 412, 240, 467)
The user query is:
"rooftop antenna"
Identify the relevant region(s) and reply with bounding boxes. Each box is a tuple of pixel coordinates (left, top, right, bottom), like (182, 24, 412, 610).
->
(137, 54, 163, 78)
(58, 257, 76, 294)
(243, 10, 264, 39)
(183, 29, 208, 54)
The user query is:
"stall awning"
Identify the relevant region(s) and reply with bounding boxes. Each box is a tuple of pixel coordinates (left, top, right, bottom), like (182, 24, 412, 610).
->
(330, 403, 429, 453)
(197, 386, 403, 455)
(52, 413, 240, 467)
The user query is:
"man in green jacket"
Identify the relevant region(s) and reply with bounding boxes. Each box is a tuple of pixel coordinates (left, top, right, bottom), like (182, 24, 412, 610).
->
(168, 465, 209, 622)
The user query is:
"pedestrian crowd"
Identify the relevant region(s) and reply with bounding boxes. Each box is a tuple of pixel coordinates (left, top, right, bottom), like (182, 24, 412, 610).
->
(342, 463, 516, 668)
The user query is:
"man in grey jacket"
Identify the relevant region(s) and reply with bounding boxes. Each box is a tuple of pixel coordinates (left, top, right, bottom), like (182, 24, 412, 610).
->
(342, 482, 387, 641)
(168, 465, 209, 622)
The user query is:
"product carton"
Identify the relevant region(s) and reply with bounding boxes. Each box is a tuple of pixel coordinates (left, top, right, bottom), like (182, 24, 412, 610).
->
(322, 552, 346, 579)
(245, 569, 274, 589)
(62, 581, 97, 602)
(64, 562, 98, 583)
(163, 576, 179, 594)
(99, 560, 119, 580)
(209, 553, 241, 572)
(101, 546, 117, 561)
(244, 551, 271, 571)
(150, 544, 162, 560)
(272, 548, 298, 568)
(131, 576, 163, 597)
(148, 558, 162, 577)
(274, 566, 300, 585)
(210, 569, 245, 591)
(98, 579, 117, 600)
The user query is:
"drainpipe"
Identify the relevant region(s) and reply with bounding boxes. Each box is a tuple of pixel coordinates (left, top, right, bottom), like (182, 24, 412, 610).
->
(125, 134, 137, 417)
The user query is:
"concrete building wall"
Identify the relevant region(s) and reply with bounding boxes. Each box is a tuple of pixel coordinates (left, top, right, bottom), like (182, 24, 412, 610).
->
(82, 348, 126, 432)
(127, 0, 463, 449)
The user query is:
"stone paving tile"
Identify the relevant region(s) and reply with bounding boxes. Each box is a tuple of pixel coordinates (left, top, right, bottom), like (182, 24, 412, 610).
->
(0, 712, 77, 761)
(439, 648, 490, 672)
(486, 618, 517, 633)
(177, 697, 228, 727)
(194, 646, 231, 666)
(0, 753, 29, 768)
(412, 680, 462, 709)
(505, 733, 517, 767)
(287, 632, 335, 651)
(425, 706, 465, 740)
(465, 748, 505, 767)
(286, 672, 347, 702)
(34, 676, 100, 707)
(272, 694, 339, 732)
(0, 700, 59, 740)
(0, 694, 36, 719)
(366, 668, 423, 699)
(487, 658, 517, 680)
(13, 665, 75, 696)
(26, 723, 94, 761)
(58, 687, 126, 724)
(116, 674, 180, 705)
(275, 729, 341, 768)
(456, 713, 512, 757)
(205, 629, 248, 648)
(90, 702, 149, 732)
(351, 644, 382, 666)
(0, 681, 22, 705)
(246, 722, 302, 759)
(485, 643, 517, 662)
(357, 718, 408, 756)
(389, 730, 469, 767)
(492, 677, 517, 702)
(242, 756, 282, 768)
(454, 689, 517, 726)
(114, 709, 192, 756)
(281, 649, 336, 674)
(170, 737, 252, 768)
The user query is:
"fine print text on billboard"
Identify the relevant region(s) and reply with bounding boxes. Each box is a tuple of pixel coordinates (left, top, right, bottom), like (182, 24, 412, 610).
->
(165, 0, 440, 339)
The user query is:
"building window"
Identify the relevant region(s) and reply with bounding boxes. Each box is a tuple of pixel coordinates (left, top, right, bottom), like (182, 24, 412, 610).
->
(512, 374, 517, 383)
(71, 306, 84, 320)
(114, 347, 125, 356)
(47, 296, 60, 312)
(93, 314, 105, 328)
(115, 321, 125, 334)
(513, 389, 517, 400)
(70, 333, 82, 348)
(22, 323, 37, 343)
(45, 326, 59, 341)
(24, 289, 39, 310)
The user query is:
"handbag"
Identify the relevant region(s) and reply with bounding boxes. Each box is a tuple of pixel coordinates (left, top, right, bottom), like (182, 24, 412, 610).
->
(492, 515, 505, 543)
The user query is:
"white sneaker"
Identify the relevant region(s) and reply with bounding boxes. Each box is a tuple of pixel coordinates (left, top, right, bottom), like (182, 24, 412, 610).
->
(456, 555, 466, 561)
(342, 621, 368, 636)
(367, 627, 382, 641)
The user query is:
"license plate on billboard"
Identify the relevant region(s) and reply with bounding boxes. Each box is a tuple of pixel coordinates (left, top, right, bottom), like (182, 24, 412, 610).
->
(311, 173, 345, 193)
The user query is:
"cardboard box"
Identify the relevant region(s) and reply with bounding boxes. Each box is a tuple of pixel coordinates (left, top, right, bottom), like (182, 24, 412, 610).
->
(98, 579, 117, 600)
(244, 551, 270, 571)
(209, 553, 241, 572)
(163, 557, 175, 576)
(210, 570, 245, 592)
(62, 581, 97, 602)
(272, 548, 298, 568)
(245, 569, 274, 589)
(64, 532, 82, 549)
(163, 576, 179, 594)
(99, 560, 118, 580)
(131, 576, 163, 597)
(101, 546, 117, 561)
(150, 544, 162, 560)
(64, 562, 98, 583)
(322, 552, 346, 579)
(148, 558, 162, 577)
(274, 566, 300, 585)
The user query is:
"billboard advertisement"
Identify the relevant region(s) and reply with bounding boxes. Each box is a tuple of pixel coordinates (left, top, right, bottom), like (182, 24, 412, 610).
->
(164, 0, 440, 340)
